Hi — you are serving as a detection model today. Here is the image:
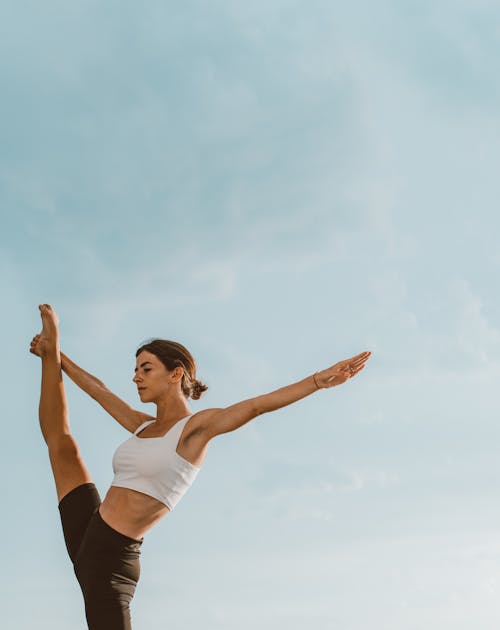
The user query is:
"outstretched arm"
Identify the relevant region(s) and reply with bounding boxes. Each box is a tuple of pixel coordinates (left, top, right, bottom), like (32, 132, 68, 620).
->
(61, 352, 152, 432)
(201, 351, 371, 439)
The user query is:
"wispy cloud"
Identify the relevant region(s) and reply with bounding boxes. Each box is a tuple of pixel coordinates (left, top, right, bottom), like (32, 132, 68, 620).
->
(4, 2, 500, 629)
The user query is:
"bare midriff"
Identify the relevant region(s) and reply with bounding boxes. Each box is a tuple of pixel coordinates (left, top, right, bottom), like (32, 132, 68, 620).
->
(99, 486, 170, 541)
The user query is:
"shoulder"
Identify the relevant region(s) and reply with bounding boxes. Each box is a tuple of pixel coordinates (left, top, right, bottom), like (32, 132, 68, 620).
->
(186, 408, 224, 435)
(130, 413, 156, 434)
(178, 408, 224, 451)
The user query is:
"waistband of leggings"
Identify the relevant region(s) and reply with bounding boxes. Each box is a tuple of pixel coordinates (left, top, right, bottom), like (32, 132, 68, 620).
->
(94, 508, 144, 547)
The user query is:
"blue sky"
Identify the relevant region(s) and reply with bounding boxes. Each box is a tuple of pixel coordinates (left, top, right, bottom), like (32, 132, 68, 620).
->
(2, 1, 500, 628)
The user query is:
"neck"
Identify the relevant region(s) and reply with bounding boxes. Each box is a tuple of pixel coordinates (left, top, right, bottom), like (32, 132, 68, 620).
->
(154, 392, 191, 424)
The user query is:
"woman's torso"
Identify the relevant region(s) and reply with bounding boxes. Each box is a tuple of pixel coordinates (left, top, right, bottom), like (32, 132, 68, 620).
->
(100, 413, 210, 540)
(99, 486, 170, 540)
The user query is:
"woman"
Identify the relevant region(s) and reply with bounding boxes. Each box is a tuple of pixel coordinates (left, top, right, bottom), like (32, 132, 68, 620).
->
(30, 303, 371, 630)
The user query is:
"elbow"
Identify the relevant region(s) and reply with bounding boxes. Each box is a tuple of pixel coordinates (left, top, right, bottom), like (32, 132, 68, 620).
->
(252, 400, 266, 417)
(90, 381, 108, 400)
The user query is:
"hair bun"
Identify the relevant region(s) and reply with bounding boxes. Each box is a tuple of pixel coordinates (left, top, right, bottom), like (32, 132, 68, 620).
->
(191, 379, 208, 400)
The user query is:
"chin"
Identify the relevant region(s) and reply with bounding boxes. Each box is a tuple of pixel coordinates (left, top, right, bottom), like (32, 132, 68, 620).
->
(139, 392, 155, 404)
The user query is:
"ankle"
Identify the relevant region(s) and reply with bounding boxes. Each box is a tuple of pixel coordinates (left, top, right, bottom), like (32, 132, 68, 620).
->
(41, 346, 61, 362)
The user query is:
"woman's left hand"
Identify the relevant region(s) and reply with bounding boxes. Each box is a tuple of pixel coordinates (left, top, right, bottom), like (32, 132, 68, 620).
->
(314, 351, 371, 389)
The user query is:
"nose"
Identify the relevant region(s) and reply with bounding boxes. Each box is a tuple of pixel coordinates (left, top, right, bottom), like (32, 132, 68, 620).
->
(133, 373, 141, 383)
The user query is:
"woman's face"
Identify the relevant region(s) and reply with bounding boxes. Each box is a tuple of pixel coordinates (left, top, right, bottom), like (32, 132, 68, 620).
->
(133, 350, 181, 403)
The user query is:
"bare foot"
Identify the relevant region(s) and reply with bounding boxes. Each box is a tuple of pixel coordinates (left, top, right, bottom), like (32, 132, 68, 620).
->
(29, 304, 60, 357)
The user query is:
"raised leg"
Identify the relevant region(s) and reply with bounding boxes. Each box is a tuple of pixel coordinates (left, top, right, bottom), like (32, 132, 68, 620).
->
(31, 304, 93, 502)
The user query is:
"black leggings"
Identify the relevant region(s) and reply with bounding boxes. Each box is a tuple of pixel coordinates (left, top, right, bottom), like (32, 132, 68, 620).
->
(58, 483, 143, 630)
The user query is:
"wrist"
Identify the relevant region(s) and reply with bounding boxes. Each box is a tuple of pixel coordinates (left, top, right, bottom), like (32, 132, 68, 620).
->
(312, 372, 321, 390)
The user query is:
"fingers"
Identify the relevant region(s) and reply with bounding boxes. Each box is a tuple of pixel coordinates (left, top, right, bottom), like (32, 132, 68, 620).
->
(29, 334, 40, 353)
(345, 352, 371, 368)
(320, 351, 371, 387)
(349, 364, 365, 378)
(351, 351, 371, 363)
(336, 351, 370, 380)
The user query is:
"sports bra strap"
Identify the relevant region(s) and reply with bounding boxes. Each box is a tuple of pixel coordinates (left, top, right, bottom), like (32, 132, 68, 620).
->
(133, 420, 156, 436)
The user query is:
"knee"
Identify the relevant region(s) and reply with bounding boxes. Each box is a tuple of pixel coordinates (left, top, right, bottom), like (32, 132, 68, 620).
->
(47, 433, 80, 459)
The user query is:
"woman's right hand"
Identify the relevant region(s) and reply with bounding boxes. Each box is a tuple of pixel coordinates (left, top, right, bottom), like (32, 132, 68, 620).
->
(29, 334, 43, 357)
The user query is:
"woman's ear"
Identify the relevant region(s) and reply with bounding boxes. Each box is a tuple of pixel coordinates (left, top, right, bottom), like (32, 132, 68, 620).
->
(170, 367, 184, 383)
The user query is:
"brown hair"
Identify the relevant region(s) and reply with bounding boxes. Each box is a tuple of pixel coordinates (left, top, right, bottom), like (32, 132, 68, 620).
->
(136, 339, 208, 400)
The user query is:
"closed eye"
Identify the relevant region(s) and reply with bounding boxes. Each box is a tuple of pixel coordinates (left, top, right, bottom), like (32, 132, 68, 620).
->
(134, 361, 153, 373)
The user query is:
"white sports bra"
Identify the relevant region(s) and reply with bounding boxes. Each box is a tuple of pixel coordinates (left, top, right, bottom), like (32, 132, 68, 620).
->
(111, 414, 200, 511)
